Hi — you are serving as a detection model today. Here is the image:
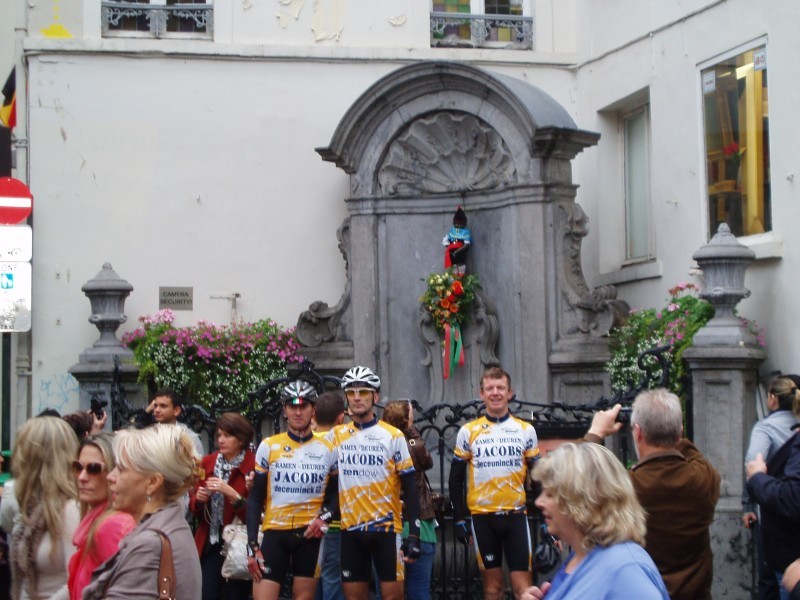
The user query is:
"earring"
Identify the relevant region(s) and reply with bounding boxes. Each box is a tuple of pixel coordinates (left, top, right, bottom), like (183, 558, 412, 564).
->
(147, 495, 152, 503)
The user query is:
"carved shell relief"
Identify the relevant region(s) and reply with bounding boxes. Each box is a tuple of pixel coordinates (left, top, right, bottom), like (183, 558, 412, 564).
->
(377, 112, 517, 196)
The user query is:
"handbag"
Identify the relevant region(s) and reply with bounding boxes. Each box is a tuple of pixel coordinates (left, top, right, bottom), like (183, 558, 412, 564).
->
(534, 522, 561, 574)
(153, 529, 176, 600)
(424, 473, 445, 515)
(221, 517, 261, 580)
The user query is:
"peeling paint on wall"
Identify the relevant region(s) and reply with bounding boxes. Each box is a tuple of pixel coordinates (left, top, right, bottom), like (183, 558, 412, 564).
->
(388, 15, 407, 27)
(276, 0, 307, 29)
(242, 0, 253, 10)
(312, 0, 344, 42)
(41, 0, 74, 38)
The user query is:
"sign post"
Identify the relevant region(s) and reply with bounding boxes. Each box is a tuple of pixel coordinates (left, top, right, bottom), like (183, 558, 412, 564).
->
(0, 178, 33, 331)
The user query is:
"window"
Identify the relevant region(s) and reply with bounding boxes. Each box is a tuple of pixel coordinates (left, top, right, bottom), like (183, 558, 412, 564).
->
(101, 0, 213, 39)
(623, 107, 651, 260)
(430, 0, 532, 49)
(702, 45, 770, 238)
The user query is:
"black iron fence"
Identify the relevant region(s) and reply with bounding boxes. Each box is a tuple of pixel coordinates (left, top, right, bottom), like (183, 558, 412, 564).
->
(107, 346, 675, 598)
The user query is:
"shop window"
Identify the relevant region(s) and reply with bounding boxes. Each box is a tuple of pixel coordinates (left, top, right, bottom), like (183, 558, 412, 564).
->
(702, 45, 770, 238)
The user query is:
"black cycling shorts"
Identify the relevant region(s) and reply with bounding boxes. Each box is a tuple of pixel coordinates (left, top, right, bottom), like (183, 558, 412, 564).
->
(339, 530, 403, 583)
(260, 529, 323, 583)
(471, 512, 531, 572)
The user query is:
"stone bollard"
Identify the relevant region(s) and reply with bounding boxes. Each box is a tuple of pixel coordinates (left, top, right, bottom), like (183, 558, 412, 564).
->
(684, 223, 766, 599)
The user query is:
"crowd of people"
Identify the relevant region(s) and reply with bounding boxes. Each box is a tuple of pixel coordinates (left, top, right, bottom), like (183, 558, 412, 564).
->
(0, 365, 798, 599)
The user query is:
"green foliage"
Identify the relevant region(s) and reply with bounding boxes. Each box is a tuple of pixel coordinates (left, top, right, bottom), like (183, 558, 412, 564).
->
(606, 283, 715, 396)
(122, 309, 303, 410)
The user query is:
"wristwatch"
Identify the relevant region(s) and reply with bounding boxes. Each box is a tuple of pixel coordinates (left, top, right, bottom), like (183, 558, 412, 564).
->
(318, 510, 333, 523)
(247, 541, 260, 557)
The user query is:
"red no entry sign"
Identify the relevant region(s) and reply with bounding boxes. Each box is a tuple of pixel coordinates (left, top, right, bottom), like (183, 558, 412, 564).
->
(0, 178, 32, 224)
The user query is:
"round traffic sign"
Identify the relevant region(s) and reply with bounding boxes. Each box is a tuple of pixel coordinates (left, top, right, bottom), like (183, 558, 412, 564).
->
(0, 178, 32, 225)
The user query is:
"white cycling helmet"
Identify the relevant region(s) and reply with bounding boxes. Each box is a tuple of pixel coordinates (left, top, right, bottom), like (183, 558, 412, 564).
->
(340, 366, 381, 391)
(281, 380, 318, 405)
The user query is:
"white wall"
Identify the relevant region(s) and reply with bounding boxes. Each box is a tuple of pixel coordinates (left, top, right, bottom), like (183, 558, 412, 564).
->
(574, 0, 800, 376)
(25, 48, 577, 414)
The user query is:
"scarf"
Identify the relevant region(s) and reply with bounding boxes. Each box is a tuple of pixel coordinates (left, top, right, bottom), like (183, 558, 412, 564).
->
(10, 503, 47, 600)
(208, 450, 244, 545)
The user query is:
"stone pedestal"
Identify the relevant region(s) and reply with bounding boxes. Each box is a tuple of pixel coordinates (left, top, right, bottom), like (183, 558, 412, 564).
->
(684, 223, 765, 599)
(68, 263, 145, 428)
(684, 347, 765, 599)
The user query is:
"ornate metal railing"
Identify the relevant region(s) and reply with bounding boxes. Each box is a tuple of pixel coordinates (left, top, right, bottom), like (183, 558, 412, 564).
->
(101, 1, 213, 39)
(109, 346, 675, 598)
(430, 12, 533, 50)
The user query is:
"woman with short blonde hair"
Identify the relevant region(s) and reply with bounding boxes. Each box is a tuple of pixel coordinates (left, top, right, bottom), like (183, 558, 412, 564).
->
(522, 443, 668, 600)
(82, 425, 202, 599)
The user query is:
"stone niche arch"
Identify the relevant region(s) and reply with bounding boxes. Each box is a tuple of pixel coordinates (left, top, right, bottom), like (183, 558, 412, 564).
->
(298, 61, 627, 408)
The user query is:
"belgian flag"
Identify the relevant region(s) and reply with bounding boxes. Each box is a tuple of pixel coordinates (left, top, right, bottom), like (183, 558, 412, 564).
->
(1, 68, 15, 129)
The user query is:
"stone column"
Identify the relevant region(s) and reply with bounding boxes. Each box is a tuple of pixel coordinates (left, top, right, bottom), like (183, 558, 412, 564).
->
(68, 263, 145, 428)
(683, 224, 765, 599)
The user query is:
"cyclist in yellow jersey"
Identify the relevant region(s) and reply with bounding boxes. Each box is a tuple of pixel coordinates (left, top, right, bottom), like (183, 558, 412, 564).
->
(246, 381, 339, 600)
(449, 365, 540, 600)
(327, 366, 421, 600)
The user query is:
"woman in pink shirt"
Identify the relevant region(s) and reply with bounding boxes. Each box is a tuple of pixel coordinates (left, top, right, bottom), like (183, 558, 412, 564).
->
(67, 433, 136, 600)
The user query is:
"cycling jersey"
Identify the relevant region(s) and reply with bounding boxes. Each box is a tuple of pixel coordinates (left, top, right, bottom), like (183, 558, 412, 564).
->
(453, 413, 539, 514)
(326, 418, 414, 532)
(254, 431, 337, 530)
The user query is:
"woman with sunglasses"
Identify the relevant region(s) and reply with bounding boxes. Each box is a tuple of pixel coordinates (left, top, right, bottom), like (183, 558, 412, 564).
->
(67, 433, 136, 600)
(9, 416, 81, 600)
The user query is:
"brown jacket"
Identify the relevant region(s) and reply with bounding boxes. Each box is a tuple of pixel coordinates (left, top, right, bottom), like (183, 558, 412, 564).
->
(189, 449, 255, 555)
(82, 502, 201, 600)
(405, 427, 437, 521)
(585, 435, 720, 600)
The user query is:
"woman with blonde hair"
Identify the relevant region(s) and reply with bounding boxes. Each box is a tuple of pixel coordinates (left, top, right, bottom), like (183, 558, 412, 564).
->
(67, 433, 136, 600)
(82, 424, 202, 599)
(521, 443, 669, 600)
(10, 416, 81, 600)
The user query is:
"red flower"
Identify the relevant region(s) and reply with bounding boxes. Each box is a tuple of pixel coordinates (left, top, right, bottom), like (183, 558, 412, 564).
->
(723, 142, 740, 158)
(452, 281, 464, 295)
(440, 299, 451, 309)
(449, 304, 459, 313)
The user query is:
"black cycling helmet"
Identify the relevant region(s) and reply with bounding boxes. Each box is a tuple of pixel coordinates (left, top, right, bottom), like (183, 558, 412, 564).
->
(281, 380, 318, 405)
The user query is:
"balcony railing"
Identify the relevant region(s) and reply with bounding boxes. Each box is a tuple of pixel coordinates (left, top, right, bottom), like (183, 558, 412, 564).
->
(430, 11, 533, 50)
(101, 1, 213, 39)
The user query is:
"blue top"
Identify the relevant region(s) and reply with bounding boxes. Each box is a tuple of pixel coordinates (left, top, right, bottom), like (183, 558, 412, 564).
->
(545, 542, 669, 600)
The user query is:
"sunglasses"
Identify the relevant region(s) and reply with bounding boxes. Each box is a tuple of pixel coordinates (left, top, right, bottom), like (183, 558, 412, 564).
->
(345, 388, 374, 399)
(72, 461, 106, 476)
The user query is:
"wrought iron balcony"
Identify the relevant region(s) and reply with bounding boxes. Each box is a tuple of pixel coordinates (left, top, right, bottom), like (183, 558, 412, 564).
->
(101, 1, 213, 39)
(430, 11, 533, 50)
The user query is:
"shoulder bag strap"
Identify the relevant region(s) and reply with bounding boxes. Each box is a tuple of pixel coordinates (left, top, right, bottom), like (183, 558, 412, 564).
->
(152, 529, 176, 600)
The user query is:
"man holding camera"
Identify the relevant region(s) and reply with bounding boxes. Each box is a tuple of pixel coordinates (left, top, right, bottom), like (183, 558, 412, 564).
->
(587, 389, 720, 600)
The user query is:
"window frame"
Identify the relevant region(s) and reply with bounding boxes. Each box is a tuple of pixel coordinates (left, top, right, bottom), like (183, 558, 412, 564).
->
(621, 104, 653, 263)
(101, 0, 213, 40)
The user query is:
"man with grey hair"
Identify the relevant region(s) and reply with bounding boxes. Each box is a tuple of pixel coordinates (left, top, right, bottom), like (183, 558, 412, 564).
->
(586, 388, 721, 600)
